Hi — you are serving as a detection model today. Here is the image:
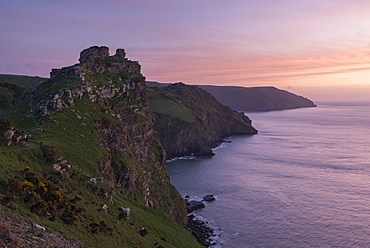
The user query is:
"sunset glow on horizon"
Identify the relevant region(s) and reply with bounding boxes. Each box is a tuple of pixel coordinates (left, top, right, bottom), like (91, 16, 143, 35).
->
(1, 0, 370, 102)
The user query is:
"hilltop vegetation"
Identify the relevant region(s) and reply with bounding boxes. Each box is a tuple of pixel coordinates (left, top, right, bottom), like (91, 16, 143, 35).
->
(0, 46, 201, 247)
(0, 80, 27, 112)
(0, 74, 46, 89)
(147, 82, 257, 158)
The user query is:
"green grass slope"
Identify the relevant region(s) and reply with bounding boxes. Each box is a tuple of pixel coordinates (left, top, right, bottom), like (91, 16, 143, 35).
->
(0, 147, 200, 248)
(0, 92, 200, 247)
(0, 47, 201, 247)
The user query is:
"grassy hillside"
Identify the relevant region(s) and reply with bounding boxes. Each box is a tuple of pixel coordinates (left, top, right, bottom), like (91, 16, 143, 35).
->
(0, 96, 201, 248)
(148, 83, 257, 158)
(0, 146, 200, 248)
(0, 47, 201, 247)
(0, 74, 47, 89)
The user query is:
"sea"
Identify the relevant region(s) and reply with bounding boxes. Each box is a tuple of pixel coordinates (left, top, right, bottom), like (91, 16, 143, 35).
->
(167, 102, 370, 248)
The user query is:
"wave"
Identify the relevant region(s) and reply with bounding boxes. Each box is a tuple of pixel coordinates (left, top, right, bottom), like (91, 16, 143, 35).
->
(166, 155, 197, 163)
(212, 140, 232, 151)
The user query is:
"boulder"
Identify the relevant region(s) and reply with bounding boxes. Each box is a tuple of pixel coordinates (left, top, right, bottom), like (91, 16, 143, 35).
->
(120, 207, 130, 217)
(203, 194, 216, 202)
(118, 207, 130, 220)
(186, 200, 205, 213)
(101, 204, 108, 212)
(33, 223, 45, 232)
(139, 228, 148, 237)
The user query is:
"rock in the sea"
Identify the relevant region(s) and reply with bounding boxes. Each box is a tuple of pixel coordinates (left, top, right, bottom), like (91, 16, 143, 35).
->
(187, 200, 205, 213)
(203, 194, 216, 202)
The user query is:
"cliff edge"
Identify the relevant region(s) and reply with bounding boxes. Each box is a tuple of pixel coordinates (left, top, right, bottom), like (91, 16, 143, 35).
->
(148, 83, 257, 158)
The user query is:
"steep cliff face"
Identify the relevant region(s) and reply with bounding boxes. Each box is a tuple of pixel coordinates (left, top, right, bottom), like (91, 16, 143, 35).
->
(148, 83, 257, 158)
(5, 46, 186, 226)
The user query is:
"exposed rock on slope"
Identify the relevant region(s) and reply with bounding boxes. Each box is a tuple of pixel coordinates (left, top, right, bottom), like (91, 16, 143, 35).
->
(5, 46, 187, 226)
(199, 85, 316, 111)
(147, 83, 257, 158)
(0, 207, 82, 248)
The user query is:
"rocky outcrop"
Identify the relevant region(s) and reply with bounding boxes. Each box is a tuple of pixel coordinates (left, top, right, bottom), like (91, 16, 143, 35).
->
(113, 48, 126, 59)
(79, 46, 110, 63)
(50, 47, 140, 80)
(18, 46, 145, 120)
(9, 46, 187, 226)
(187, 200, 206, 213)
(0, 118, 28, 147)
(79, 46, 127, 63)
(203, 194, 216, 202)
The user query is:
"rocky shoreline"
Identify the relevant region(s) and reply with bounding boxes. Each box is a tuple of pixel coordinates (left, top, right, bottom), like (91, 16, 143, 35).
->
(185, 195, 219, 247)
(188, 214, 215, 247)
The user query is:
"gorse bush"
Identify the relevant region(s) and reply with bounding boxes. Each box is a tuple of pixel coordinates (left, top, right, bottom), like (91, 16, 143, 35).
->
(0, 167, 83, 226)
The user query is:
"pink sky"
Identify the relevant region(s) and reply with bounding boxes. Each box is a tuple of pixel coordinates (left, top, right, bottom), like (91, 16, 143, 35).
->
(1, 0, 370, 101)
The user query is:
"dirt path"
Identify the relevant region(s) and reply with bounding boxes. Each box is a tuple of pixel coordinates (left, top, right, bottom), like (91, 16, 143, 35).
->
(0, 143, 36, 152)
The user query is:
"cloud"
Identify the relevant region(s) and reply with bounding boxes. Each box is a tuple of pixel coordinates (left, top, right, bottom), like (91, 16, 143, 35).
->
(2, 0, 370, 102)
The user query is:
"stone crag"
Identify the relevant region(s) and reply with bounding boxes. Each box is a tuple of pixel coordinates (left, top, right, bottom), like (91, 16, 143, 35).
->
(7, 46, 187, 226)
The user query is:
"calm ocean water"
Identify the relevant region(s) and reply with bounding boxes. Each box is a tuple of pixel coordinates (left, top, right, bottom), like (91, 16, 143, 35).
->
(168, 102, 370, 248)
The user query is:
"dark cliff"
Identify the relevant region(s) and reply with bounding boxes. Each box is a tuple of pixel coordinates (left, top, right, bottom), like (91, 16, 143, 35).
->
(1, 46, 200, 247)
(199, 85, 316, 112)
(147, 83, 257, 158)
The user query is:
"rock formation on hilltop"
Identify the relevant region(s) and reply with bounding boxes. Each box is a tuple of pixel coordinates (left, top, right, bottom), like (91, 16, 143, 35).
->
(79, 46, 110, 63)
(0, 46, 221, 247)
(4, 46, 188, 226)
(78, 46, 127, 63)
